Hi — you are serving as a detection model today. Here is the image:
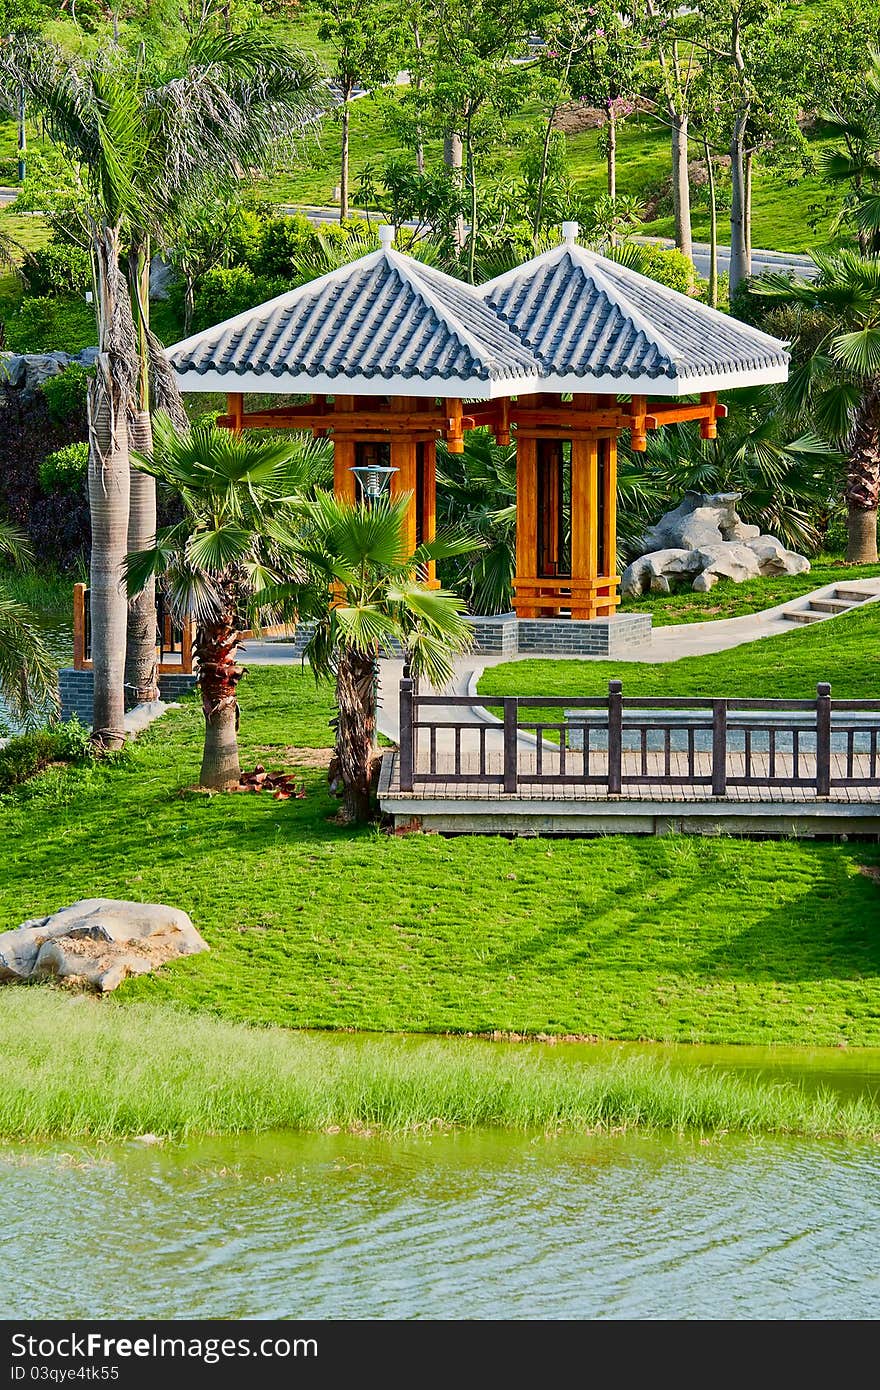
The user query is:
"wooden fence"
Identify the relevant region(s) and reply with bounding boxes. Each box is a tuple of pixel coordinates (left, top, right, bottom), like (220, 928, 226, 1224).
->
(397, 677, 880, 798)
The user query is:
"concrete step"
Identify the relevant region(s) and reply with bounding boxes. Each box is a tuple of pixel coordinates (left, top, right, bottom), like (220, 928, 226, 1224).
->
(834, 586, 876, 602)
(808, 597, 860, 613)
(783, 609, 827, 623)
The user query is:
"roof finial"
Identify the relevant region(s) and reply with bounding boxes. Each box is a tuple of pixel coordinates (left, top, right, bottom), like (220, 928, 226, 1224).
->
(561, 221, 579, 246)
(378, 224, 395, 249)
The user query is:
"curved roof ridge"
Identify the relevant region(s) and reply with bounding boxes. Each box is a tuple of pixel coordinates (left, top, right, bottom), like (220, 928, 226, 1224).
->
(386, 249, 504, 370)
(557, 246, 682, 366)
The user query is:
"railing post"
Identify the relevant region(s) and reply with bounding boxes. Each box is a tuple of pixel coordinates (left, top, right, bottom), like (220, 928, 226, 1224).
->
(503, 697, 518, 793)
(398, 673, 415, 792)
(72, 583, 86, 670)
(712, 699, 728, 796)
(816, 682, 832, 797)
(607, 680, 623, 795)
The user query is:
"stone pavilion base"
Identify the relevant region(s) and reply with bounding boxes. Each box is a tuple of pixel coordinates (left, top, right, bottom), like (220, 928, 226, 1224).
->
(467, 612, 652, 656)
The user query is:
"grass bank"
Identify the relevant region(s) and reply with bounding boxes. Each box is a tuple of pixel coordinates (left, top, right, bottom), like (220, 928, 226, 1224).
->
(1, 658, 879, 1045)
(2, 992, 877, 1141)
(621, 560, 880, 626)
(478, 595, 880, 704)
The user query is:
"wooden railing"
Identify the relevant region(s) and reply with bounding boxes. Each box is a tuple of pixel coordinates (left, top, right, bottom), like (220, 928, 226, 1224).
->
(73, 585, 296, 676)
(397, 677, 880, 797)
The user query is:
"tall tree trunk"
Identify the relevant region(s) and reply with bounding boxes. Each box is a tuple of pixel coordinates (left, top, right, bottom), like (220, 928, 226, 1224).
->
(705, 137, 719, 309)
(411, 21, 425, 175)
(606, 106, 616, 199)
(126, 236, 158, 705)
(184, 273, 195, 335)
(195, 608, 242, 789)
(340, 95, 351, 219)
(444, 131, 465, 251)
(744, 146, 753, 266)
(845, 383, 880, 564)
(16, 87, 25, 184)
(465, 120, 478, 285)
(671, 110, 692, 260)
(334, 644, 376, 823)
(89, 226, 136, 748)
(729, 114, 750, 298)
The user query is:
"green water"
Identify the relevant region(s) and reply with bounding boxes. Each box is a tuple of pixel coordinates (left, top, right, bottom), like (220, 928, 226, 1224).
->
(3, 1041, 880, 1320)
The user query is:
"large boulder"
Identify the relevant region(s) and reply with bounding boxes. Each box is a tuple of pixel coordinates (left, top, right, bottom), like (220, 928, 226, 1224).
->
(0, 898, 208, 992)
(622, 492, 811, 597)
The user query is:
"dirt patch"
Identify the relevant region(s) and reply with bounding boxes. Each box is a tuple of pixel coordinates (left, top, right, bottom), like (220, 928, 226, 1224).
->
(856, 864, 880, 885)
(253, 746, 333, 768)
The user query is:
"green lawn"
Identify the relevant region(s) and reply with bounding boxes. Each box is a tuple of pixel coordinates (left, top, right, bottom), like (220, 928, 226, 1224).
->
(1, 656, 878, 1046)
(621, 560, 880, 626)
(479, 594, 880, 703)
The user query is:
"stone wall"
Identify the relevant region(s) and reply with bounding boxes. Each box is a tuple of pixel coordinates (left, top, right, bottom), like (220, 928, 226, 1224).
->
(59, 668, 198, 723)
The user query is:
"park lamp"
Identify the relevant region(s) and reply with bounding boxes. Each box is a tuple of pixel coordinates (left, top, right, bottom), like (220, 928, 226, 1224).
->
(350, 463, 398, 505)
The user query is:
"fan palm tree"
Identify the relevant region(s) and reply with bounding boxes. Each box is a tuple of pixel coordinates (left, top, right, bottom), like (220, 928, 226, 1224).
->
(0, 521, 59, 729)
(291, 493, 474, 824)
(1, 32, 323, 740)
(754, 250, 880, 563)
(819, 53, 880, 257)
(126, 413, 329, 790)
(620, 385, 840, 558)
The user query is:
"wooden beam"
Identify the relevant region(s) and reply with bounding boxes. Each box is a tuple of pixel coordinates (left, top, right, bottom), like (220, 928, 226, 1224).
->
(513, 435, 538, 617)
(570, 438, 598, 619)
(510, 405, 629, 431)
(333, 396, 357, 503)
(628, 394, 648, 452)
(445, 397, 465, 453)
(73, 582, 86, 670)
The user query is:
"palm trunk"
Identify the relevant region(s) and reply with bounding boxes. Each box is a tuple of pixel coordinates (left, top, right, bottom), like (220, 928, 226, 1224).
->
(671, 110, 692, 260)
(845, 384, 880, 564)
(125, 236, 159, 705)
(195, 607, 242, 790)
(340, 94, 351, 219)
(705, 137, 718, 309)
(88, 225, 135, 748)
(334, 644, 376, 823)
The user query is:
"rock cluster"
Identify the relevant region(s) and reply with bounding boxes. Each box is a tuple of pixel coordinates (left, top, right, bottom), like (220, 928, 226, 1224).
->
(0, 348, 97, 393)
(621, 491, 810, 596)
(0, 898, 208, 993)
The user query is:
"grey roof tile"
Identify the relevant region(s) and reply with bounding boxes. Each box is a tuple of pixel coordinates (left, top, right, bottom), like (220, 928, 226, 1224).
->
(481, 245, 790, 383)
(169, 250, 541, 385)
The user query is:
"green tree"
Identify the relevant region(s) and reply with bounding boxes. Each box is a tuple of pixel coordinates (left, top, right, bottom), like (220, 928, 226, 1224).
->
(310, 0, 399, 218)
(569, 1, 643, 202)
(293, 493, 473, 823)
(126, 414, 329, 789)
(1, 32, 322, 742)
(643, 0, 700, 260)
(756, 249, 880, 563)
(817, 50, 880, 256)
(0, 521, 58, 729)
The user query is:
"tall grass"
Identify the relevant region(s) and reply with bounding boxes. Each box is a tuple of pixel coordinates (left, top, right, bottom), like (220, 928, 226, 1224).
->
(2, 992, 878, 1142)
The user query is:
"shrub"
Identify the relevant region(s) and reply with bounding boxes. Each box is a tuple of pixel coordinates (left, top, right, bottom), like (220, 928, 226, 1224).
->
(20, 243, 92, 299)
(191, 266, 290, 332)
(0, 383, 90, 567)
(0, 718, 95, 792)
(41, 364, 91, 425)
(634, 244, 696, 296)
(4, 296, 97, 354)
(38, 441, 88, 495)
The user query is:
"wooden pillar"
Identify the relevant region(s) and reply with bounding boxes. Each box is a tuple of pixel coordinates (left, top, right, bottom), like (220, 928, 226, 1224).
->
(597, 436, 619, 618)
(513, 435, 538, 617)
(227, 392, 243, 435)
(390, 436, 418, 555)
(332, 395, 356, 503)
(570, 438, 598, 620)
(420, 440, 439, 587)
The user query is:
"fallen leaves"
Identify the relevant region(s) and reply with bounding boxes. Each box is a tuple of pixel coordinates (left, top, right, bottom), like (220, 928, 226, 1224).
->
(236, 765, 307, 801)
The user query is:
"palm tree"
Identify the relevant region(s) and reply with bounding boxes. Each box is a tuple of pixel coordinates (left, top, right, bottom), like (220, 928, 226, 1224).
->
(126, 413, 329, 790)
(292, 493, 474, 824)
(819, 53, 880, 257)
(755, 250, 880, 563)
(621, 385, 840, 558)
(1, 32, 323, 740)
(0, 521, 58, 730)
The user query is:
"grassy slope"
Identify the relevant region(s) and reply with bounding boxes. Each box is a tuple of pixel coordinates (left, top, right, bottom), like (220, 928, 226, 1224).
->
(622, 560, 880, 625)
(479, 594, 880, 701)
(1, 646, 878, 1045)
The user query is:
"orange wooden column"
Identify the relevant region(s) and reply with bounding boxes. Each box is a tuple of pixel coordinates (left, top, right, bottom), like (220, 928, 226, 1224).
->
(332, 395, 357, 503)
(420, 440, 439, 587)
(597, 436, 620, 618)
(227, 392, 243, 435)
(390, 432, 418, 557)
(570, 438, 598, 620)
(512, 435, 538, 617)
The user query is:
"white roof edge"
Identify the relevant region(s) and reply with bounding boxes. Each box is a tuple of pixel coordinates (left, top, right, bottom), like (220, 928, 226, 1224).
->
(165, 248, 388, 359)
(171, 367, 543, 400)
(535, 361, 789, 396)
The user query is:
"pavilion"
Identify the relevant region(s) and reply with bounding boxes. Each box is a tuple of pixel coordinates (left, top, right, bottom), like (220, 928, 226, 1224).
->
(167, 222, 789, 653)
